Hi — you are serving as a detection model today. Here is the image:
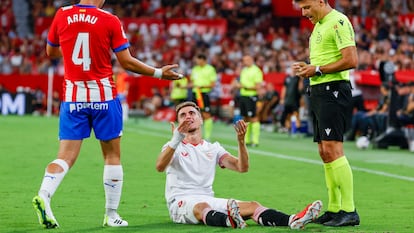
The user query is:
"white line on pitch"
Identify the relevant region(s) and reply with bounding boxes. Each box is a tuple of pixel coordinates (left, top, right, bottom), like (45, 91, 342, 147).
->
(125, 126, 414, 182)
(226, 145, 414, 182)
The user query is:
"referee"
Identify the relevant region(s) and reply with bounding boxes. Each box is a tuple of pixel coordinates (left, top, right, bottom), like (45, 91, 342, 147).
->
(293, 0, 360, 227)
(238, 55, 264, 147)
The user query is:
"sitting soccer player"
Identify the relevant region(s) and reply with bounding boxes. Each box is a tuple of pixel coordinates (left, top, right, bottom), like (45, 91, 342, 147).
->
(155, 101, 322, 229)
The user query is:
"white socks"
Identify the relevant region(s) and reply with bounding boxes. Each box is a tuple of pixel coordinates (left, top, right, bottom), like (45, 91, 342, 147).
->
(103, 165, 123, 217)
(39, 159, 69, 198)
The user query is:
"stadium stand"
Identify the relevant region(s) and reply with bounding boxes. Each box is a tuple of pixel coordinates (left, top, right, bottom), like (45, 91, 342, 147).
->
(1, 0, 414, 127)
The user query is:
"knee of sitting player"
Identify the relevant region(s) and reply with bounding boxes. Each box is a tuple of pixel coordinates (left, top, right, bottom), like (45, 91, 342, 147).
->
(239, 201, 261, 217)
(193, 202, 211, 221)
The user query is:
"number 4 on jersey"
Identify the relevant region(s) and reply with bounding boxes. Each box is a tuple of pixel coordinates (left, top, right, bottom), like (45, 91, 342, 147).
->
(72, 32, 91, 71)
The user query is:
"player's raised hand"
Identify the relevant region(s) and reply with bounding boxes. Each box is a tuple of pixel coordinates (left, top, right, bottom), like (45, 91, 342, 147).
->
(233, 120, 247, 140)
(161, 64, 184, 80)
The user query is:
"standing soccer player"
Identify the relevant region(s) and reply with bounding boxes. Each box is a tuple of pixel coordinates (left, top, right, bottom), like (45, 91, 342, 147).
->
(32, 0, 183, 229)
(292, 0, 360, 227)
(190, 54, 217, 141)
(238, 55, 263, 147)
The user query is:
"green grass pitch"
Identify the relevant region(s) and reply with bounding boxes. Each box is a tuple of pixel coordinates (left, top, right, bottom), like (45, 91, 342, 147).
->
(1, 115, 413, 232)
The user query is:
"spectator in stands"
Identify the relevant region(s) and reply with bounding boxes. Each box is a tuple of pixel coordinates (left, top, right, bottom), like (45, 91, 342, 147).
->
(51, 90, 60, 116)
(237, 55, 263, 147)
(293, 0, 360, 227)
(397, 82, 414, 126)
(9, 47, 23, 74)
(259, 82, 280, 127)
(156, 101, 322, 230)
(32, 0, 183, 229)
(189, 53, 217, 141)
(31, 87, 45, 115)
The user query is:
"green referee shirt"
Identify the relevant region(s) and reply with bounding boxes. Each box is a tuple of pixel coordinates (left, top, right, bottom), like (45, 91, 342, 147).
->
(191, 64, 217, 93)
(170, 78, 188, 100)
(309, 9, 356, 86)
(240, 64, 263, 96)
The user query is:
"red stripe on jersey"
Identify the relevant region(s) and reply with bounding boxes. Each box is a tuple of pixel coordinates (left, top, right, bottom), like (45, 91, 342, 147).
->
(72, 82, 78, 102)
(84, 81, 90, 102)
(96, 79, 105, 102)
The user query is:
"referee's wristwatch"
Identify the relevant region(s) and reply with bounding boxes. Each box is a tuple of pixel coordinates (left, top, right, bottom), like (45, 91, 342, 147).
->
(315, 66, 323, 76)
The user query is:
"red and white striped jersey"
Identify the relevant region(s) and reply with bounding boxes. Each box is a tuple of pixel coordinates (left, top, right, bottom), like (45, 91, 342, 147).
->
(47, 4, 130, 102)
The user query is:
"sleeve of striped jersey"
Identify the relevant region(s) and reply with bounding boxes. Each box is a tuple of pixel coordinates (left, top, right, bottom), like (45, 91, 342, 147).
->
(110, 15, 130, 52)
(47, 9, 61, 47)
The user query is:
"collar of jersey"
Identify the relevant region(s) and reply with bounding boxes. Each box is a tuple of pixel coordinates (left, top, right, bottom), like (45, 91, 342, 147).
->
(75, 4, 97, 8)
(182, 140, 204, 146)
(319, 9, 335, 24)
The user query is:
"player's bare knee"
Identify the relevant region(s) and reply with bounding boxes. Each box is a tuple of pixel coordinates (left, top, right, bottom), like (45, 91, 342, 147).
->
(193, 202, 210, 220)
(240, 201, 261, 210)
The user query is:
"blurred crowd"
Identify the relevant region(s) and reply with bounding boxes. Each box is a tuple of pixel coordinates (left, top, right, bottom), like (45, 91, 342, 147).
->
(1, 0, 414, 132)
(0, 0, 413, 76)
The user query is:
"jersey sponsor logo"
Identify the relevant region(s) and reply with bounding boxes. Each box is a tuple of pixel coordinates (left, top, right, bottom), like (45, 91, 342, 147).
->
(181, 152, 189, 157)
(333, 91, 339, 98)
(178, 200, 184, 208)
(69, 102, 109, 113)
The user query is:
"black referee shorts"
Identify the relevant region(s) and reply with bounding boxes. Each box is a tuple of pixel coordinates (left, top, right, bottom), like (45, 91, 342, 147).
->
(310, 80, 353, 142)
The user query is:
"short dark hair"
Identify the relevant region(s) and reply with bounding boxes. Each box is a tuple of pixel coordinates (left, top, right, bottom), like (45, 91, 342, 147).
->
(175, 101, 201, 120)
(196, 54, 207, 60)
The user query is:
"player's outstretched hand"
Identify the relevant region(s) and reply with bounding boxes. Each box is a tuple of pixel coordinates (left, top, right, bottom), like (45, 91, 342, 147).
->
(161, 64, 184, 80)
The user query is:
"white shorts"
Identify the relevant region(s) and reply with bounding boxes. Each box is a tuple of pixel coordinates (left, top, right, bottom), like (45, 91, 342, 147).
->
(168, 195, 229, 224)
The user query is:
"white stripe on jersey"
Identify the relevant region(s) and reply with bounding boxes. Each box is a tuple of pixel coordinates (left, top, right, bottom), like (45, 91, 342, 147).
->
(63, 77, 114, 102)
(87, 80, 101, 101)
(74, 81, 87, 101)
(65, 79, 74, 102)
(101, 77, 113, 101)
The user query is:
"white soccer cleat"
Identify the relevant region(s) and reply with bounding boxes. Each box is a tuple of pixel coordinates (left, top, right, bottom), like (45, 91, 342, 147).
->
(32, 195, 59, 229)
(103, 213, 128, 227)
(289, 200, 322, 229)
(227, 198, 247, 229)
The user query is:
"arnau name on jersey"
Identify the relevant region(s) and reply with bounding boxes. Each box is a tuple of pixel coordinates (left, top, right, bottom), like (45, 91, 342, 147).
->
(67, 14, 98, 25)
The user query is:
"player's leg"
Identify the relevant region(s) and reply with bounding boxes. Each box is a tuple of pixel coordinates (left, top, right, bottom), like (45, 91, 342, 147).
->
(194, 197, 245, 228)
(94, 99, 128, 227)
(246, 96, 260, 146)
(33, 140, 82, 228)
(202, 94, 213, 141)
(33, 102, 89, 228)
(100, 137, 127, 227)
(246, 201, 291, 227)
(315, 83, 359, 227)
(167, 196, 230, 227)
(251, 96, 260, 146)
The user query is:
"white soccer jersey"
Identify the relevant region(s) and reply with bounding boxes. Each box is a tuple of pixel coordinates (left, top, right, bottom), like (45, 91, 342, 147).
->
(162, 140, 230, 203)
